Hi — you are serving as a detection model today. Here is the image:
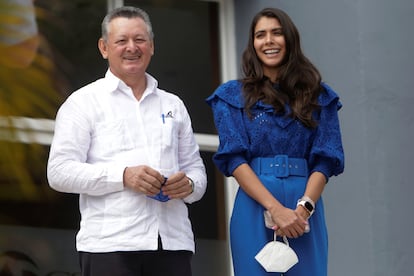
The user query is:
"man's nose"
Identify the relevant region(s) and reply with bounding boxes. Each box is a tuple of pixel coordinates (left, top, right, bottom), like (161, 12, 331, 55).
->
(126, 39, 137, 50)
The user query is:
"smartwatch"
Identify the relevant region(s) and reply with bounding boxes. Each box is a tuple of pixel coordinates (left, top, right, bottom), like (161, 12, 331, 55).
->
(297, 197, 315, 216)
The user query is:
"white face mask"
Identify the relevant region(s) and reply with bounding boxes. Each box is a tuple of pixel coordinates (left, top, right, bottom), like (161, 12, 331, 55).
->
(255, 234, 299, 273)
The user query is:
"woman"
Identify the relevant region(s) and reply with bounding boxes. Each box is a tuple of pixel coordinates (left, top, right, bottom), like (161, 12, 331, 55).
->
(206, 7, 344, 276)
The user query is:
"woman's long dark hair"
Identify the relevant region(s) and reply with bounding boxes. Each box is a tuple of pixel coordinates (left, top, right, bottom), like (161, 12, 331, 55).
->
(241, 8, 322, 128)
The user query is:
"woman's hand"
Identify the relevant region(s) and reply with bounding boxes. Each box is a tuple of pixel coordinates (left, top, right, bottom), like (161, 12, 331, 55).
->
(270, 206, 308, 238)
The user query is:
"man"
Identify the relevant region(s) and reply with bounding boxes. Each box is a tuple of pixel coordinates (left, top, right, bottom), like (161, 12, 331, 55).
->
(47, 6, 207, 276)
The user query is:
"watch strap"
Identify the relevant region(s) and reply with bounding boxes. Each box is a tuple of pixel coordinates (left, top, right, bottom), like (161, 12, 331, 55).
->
(297, 196, 315, 216)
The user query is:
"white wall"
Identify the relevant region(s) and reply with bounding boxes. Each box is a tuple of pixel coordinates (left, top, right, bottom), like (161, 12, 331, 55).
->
(233, 0, 414, 275)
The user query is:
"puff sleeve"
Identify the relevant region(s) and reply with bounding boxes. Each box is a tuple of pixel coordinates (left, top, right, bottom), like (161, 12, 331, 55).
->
(206, 80, 250, 176)
(308, 83, 345, 180)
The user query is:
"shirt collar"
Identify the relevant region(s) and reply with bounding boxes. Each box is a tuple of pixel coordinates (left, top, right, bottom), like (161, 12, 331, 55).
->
(103, 69, 159, 98)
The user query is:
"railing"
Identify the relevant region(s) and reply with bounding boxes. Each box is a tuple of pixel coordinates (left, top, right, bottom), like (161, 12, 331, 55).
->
(0, 116, 219, 152)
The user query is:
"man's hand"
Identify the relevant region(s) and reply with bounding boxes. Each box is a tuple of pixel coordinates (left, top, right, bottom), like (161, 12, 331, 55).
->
(123, 165, 165, 196)
(162, 171, 193, 199)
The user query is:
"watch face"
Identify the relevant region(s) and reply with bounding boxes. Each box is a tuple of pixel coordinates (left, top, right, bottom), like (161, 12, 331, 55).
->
(305, 201, 314, 212)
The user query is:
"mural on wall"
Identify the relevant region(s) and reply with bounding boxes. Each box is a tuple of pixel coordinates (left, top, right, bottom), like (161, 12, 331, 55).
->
(0, 0, 62, 203)
(0, 0, 107, 203)
(0, 0, 106, 274)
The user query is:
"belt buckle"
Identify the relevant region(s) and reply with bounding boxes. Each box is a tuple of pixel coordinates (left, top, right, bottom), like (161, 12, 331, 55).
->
(273, 155, 289, 178)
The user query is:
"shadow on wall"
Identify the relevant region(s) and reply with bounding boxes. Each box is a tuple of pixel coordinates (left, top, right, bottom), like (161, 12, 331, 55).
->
(0, 250, 80, 276)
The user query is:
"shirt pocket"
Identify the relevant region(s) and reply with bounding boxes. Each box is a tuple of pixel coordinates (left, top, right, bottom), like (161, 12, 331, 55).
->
(92, 119, 134, 158)
(161, 117, 178, 149)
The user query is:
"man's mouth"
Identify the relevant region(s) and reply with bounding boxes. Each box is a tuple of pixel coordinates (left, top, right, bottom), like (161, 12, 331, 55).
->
(124, 55, 140, 60)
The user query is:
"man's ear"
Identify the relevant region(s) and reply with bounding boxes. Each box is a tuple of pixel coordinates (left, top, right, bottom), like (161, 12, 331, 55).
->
(98, 38, 108, 59)
(150, 40, 154, 56)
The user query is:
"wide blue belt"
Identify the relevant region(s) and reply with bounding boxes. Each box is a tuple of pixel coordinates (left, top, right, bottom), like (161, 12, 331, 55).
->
(250, 155, 308, 178)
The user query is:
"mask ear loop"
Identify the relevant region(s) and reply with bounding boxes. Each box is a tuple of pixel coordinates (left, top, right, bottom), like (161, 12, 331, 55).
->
(274, 231, 290, 246)
(282, 235, 289, 246)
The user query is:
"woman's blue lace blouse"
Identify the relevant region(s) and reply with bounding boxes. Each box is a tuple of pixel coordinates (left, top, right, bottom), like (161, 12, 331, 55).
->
(206, 80, 344, 181)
